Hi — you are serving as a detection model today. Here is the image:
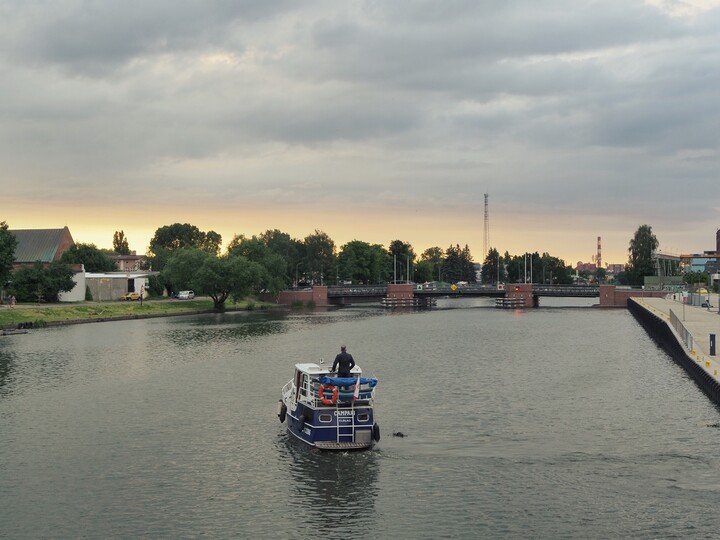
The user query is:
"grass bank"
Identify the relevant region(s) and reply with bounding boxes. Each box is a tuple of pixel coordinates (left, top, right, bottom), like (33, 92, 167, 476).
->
(0, 298, 272, 328)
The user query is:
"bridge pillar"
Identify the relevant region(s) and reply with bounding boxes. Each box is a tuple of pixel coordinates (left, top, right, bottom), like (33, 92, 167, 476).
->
(506, 283, 536, 307)
(386, 283, 414, 301)
(275, 285, 329, 306)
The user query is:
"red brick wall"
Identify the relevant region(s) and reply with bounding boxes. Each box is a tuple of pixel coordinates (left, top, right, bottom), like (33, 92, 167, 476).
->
(506, 283, 535, 307)
(276, 286, 330, 306)
(387, 283, 414, 299)
(55, 226, 75, 261)
(599, 285, 667, 307)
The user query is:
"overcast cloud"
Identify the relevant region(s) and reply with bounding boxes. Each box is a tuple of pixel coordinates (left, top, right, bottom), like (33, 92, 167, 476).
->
(1, 0, 719, 262)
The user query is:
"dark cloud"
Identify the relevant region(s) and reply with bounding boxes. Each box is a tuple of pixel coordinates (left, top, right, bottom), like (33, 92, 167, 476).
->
(0, 0, 718, 256)
(4, 0, 297, 74)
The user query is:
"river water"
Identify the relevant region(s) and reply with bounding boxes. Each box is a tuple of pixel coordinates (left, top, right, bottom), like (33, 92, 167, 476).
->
(2, 298, 720, 538)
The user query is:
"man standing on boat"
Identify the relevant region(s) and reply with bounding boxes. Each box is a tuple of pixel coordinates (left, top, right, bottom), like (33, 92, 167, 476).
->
(332, 345, 355, 378)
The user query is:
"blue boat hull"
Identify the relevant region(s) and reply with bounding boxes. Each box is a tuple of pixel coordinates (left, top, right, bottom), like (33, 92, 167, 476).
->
(286, 402, 379, 450)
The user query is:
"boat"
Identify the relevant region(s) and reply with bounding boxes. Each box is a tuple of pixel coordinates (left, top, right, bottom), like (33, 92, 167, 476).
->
(1, 328, 29, 336)
(278, 363, 380, 450)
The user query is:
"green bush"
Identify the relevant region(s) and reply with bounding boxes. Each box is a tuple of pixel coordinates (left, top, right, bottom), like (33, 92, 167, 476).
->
(291, 300, 304, 309)
(85, 286, 93, 301)
(147, 275, 165, 297)
(306, 300, 316, 308)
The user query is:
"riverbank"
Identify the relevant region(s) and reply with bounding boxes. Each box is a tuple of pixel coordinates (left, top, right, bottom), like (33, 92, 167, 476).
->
(0, 297, 274, 329)
(629, 294, 720, 405)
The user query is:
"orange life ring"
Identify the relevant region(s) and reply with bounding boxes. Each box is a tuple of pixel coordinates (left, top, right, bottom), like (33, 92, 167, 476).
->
(319, 384, 338, 405)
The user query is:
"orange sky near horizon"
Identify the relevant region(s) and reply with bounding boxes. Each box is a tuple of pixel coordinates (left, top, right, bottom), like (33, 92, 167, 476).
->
(4, 199, 646, 267)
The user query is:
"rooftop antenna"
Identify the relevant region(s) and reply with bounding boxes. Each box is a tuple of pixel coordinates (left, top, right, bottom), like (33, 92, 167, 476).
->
(597, 236, 602, 269)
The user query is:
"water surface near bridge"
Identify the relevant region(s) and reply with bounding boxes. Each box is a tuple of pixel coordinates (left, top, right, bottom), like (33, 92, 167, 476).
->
(2, 298, 720, 538)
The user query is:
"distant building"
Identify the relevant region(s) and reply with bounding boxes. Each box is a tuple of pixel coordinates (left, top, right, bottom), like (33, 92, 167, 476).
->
(111, 251, 146, 272)
(8, 226, 86, 301)
(576, 261, 597, 273)
(606, 263, 625, 275)
(85, 272, 152, 302)
(9, 226, 75, 271)
(680, 228, 720, 275)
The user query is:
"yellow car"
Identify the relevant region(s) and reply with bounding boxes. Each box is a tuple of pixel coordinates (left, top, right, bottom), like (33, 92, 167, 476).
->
(120, 292, 141, 301)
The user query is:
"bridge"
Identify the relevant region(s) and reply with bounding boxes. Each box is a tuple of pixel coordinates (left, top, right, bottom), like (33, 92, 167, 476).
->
(275, 283, 630, 307)
(326, 284, 599, 300)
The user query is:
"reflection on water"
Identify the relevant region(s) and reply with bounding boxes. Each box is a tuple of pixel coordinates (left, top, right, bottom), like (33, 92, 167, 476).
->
(0, 344, 17, 395)
(280, 435, 379, 534)
(165, 320, 288, 346)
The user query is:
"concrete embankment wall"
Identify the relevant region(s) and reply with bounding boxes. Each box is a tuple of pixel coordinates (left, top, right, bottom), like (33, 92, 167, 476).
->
(628, 298, 720, 405)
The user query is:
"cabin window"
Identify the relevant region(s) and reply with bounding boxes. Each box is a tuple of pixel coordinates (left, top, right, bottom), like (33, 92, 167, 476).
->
(357, 413, 369, 422)
(318, 414, 332, 423)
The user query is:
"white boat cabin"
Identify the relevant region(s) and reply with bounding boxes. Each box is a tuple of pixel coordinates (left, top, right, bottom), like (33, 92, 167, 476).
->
(289, 363, 364, 406)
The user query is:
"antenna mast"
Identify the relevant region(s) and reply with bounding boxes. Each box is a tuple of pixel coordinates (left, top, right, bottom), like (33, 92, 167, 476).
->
(596, 236, 602, 269)
(483, 193, 489, 258)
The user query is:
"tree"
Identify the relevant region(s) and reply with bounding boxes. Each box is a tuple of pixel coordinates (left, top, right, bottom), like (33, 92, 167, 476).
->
(302, 230, 336, 285)
(163, 248, 265, 309)
(226, 234, 288, 294)
(540, 253, 573, 284)
(112, 230, 131, 255)
(10, 261, 75, 302)
(163, 248, 209, 293)
(196, 255, 264, 308)
(683, 271, 709, 287)
(0, 221, 18, 288)
(415, 247, 444, 283)
(61, 243, 117, 272)
(460, 244, 476, 283)
(481, 247, 505, 285)
(389, 240, 416, 282)
(148, 223, 222, 272)
(442, 244, 474, 283)
(338, 240, 391, 284)
(259, 229, 302, 283)
(626, 224, 659, 286)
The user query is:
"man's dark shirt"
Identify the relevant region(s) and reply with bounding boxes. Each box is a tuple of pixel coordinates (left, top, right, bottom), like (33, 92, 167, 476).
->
(332, 352, 355, 377)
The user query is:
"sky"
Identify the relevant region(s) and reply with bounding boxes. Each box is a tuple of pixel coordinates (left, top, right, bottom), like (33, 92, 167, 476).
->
(2, 0, 719, 266)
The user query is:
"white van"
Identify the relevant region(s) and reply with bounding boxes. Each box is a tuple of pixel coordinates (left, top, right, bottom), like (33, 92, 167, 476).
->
(177, 290, 195, 299)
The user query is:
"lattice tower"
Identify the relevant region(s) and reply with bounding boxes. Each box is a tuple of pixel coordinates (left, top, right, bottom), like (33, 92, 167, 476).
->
(483, 193, 489, 258)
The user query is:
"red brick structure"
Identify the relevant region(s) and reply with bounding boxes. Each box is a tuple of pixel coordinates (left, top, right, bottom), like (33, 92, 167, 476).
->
(386, 283, 414, 301)
(599, 285, 667, 307)
(276, 286, 330, 307)
(505, 283, 536, 307)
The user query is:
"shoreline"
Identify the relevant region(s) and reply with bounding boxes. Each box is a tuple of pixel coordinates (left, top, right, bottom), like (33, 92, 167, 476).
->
(0, 298, 278, 331)
(629, 295, 720, 405)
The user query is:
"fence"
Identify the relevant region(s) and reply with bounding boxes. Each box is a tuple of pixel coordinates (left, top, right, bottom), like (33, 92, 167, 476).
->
(669, 308, 694, 352)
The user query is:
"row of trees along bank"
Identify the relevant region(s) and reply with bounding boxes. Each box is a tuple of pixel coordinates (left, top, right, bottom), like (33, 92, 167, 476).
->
(2, 221, 714, 308)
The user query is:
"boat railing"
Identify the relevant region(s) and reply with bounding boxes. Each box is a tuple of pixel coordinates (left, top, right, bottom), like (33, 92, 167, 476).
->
(307, 378, 375, 406)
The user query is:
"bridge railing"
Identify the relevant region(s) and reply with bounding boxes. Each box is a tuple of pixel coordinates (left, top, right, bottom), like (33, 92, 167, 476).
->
(327, 286, 388, 297)
(531, 285, 599, 297)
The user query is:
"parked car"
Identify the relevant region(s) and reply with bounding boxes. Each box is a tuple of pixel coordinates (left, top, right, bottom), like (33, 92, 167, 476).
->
(177, 290, 195, 300)
(120, 292, 141, 301)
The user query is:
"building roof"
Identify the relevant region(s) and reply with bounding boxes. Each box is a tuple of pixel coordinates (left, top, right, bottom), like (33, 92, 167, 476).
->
(10, 227, 74, 263)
